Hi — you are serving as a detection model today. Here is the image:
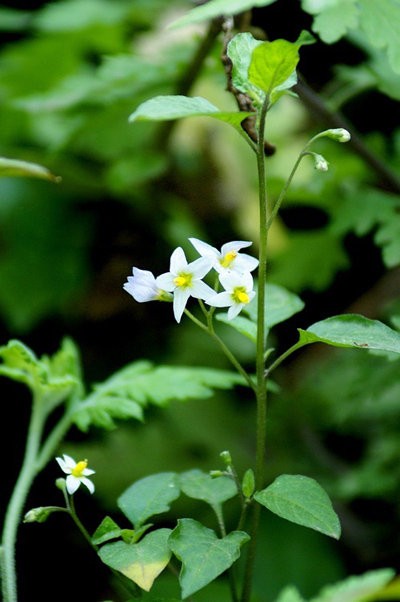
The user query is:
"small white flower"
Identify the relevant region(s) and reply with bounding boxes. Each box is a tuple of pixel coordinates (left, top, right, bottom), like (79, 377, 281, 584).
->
(56, 454, 95, 495)
(123, 267, 172, 303)
(156, 247, 214, 323)
(189, 238, 259, 274)
(206, 271, 255, 320)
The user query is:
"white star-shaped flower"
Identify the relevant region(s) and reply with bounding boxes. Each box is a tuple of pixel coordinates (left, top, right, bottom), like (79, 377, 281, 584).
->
(206, 271, 255, 320)
(56, 454, 95, 495)
(123, 267, 172, 302)
(189, 238, 258, 274)
(156, 247, 214, 323)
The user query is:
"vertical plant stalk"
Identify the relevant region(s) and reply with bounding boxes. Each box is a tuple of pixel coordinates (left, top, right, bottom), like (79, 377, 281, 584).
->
(241, 96, 270, 602)
(1, 400, 44, 602)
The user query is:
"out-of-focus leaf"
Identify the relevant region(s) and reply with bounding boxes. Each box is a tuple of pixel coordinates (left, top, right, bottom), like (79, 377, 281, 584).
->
(311, 568, 395, 602)
(169, 0, 278, 28)
(274, 586, 307, 602)
(72, 362, 245, 431)
(0, 8, 32, 31)
(301, 0, 400, 73)
(0, 338, 81, 406)
(0, 157, 60, 182)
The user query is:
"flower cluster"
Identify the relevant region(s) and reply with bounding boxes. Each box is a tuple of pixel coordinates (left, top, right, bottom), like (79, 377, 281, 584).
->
(123, 239, 259, 323)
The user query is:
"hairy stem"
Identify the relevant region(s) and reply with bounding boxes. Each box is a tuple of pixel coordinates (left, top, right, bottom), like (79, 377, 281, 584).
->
(241, 95, 270, 602)
(1, 401, 44, 602)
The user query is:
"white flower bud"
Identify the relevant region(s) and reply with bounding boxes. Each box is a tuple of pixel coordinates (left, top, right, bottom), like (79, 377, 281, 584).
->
(326, 128, 351, 142)
(314, 153, 329, 171)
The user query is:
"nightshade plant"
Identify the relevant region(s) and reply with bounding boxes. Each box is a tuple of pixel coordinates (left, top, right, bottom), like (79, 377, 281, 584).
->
(1, 3, 400, 602)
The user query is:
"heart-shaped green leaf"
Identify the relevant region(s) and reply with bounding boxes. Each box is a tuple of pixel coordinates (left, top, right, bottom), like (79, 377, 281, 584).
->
(254, 474, 341, 539)
(169, 519, 250, 598)
(98, 528, 172, 592)
(118, 472, 180, 529)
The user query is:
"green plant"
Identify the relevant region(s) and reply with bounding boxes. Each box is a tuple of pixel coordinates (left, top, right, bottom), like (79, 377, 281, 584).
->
(1, 1, 400, 601)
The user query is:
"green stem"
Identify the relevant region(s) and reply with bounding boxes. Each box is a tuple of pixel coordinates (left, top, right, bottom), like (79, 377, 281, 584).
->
(67, 495, 98, 552)
(184, 308, 256, 392)
(266, 151, 306, 231)
(241, 95, 270, 602)
(1, 400, 45, 602)
(265, 340, 306, 377)
(36, 409, 75, 471)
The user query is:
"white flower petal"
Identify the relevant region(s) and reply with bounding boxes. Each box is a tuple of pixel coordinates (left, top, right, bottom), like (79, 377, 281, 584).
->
(219, 270, 253, 291)
(189, 256, 214, 279)
(220, 240, 252, 254)
(189, 238, 219, 259)
(170, 247, 187, 273)
(155, 272, 176, 291)
(173, 288, 191, 323)
(81, 477, 95, 494)
(227, 304, 243, 320)
(233, 254, 259, 272)
(123, 268, 159, 302)
(82, 468, 96, 476)
(66, 475, 80, 495)
(190, 280, 215, 301)
(56, 454, 76, 474)
(206, 292, 233, 308)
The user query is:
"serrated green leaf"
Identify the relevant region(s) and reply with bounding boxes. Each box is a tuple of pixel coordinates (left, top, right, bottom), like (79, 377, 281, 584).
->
(32, 0, 131, 32)
(128, 95, 252, 135)
(169, 518, 250, 598)
(168, 0, 278, 28)
(72, 362, 244, 431)
(302, 0, 400, 73)
(358, 0, 400, 74)
(375, 215, 400, 267)
(0, 157, 60, 182)
(118, 472, 180, 529)
(0, 338, 80, 405)
(302, 0, 358, 44)
(299, 314, 400, 353)
(254, 474, 341, 539)
(98, 528, 172, 592)
(179, 469, 237, 507)
(311, 568, 395, 602)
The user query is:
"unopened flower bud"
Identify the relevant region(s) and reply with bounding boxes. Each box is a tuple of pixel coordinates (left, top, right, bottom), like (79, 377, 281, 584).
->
(210, 470, 225, 478)
(325, 128, 351, 142)
(24, 506, 60, 523)
(220, 450, 232, 467)
(314, 153, 329, 172)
